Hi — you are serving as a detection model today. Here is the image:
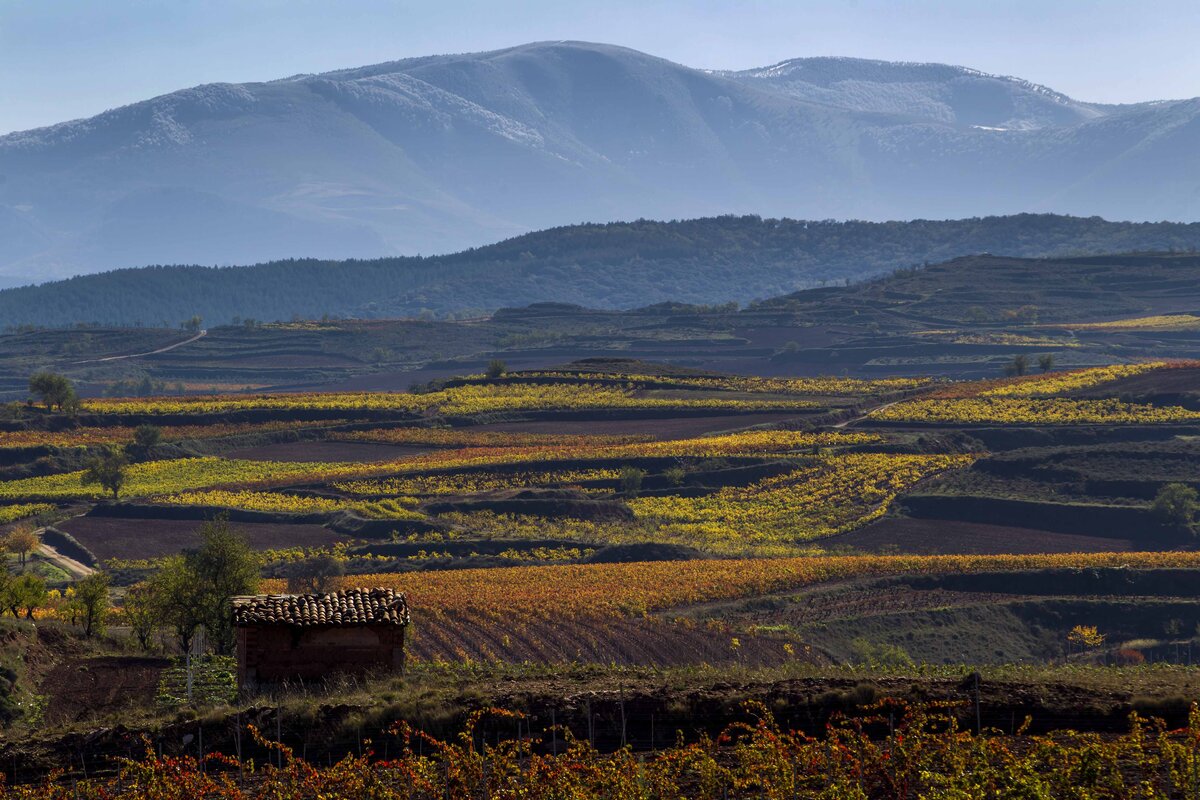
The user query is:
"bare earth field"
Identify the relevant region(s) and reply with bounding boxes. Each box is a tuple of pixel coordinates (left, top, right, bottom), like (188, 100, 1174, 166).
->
(482, 412, 810, 439)
(58, 516, 347, 560)
(1072, 365, 1200, 397)
(224, 440, 431, 463)
(41, 656, 170, 725)
(831, 517, 1144, 555)
(409, 612, 796, 667)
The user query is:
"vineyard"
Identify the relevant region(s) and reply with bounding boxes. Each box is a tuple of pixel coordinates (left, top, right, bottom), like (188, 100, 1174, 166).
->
(8, 357, 1200, 793)
(869, 362, 1200, 424)
(5, 701, 1200, 799)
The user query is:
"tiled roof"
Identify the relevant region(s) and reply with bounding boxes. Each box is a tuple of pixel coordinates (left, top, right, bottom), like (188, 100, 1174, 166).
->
(232, 588, 409, 628)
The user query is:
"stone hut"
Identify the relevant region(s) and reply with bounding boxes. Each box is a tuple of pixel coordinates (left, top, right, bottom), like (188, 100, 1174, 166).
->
(232, 587, 409, 688)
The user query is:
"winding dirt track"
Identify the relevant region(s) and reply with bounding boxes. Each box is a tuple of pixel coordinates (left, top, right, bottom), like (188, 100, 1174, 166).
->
(72, 329, 207, 364)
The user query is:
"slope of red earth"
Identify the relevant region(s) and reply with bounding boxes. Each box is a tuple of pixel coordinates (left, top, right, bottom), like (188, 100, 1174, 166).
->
(1071, 365, 1200, 398)
(407, 613, 802, 668)
(40, 656, 170, 725)
(481, 412, 811, 440)
(829, 517, 1146, 555)
(58, 517, 346, 561)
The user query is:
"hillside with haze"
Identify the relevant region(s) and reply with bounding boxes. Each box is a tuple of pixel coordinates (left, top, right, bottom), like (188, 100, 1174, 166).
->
(4, 214, 1200, 327)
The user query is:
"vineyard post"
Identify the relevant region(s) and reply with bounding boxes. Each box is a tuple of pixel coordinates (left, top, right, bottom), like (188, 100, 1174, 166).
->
(974, 672, 982, 735)
(277, 707, 283, 769)
(198, 724, 204, 774)
(551, 708, 558, 756)
(620, 689, 627, 748)
(235, 711, 244, 784)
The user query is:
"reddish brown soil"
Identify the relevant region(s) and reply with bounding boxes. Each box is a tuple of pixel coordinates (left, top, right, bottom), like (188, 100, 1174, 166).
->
(59, 517, 346, 560)
(482, 412, 810, 440)
(224, 440, 429, 463)
(41, 656, 169, 725)
(1073, 366, 1200, 398)
(829, 516, 1142, 555)
(409, 611, 797, 667)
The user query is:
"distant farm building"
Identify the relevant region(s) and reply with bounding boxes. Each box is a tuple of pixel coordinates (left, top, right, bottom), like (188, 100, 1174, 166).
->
(232, 587, 409, 687)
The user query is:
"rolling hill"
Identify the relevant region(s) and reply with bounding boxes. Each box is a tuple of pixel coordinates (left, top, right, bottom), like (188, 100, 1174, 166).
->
(2, 41, 1200, 282)
(4, 214, 1200, 327)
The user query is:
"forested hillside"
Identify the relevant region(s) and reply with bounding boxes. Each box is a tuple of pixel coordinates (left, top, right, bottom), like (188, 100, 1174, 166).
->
(5, 214, 1200, 328)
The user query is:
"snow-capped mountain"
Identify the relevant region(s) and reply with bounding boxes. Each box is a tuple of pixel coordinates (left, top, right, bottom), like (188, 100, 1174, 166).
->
(1, 41, 1197, 282)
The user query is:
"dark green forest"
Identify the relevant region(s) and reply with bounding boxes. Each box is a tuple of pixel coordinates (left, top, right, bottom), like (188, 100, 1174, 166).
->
(5, 214, 1200, 328)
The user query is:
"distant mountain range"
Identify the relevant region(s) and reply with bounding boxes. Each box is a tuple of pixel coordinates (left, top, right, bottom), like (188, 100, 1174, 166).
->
(4, 214, 1200, 328)
(2, 41, 1200, 283)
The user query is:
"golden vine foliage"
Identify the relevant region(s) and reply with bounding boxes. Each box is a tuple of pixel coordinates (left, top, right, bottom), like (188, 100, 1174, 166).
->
(1067, 314, 1200, 330)
(630, 453, 974, 544)
(0, 503, 54, 524)
(264, 551, 1200, 624)
(871, 397, 1200, 425)
(80, 380, 826, 417)
(334, 469, 620, 497)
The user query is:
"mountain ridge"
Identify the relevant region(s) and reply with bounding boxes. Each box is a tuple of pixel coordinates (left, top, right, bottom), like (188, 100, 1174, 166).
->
(3, 41, 1200, 282)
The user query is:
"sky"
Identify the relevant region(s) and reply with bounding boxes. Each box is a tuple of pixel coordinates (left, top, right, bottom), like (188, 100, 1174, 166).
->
(2, 0, 1199, 134)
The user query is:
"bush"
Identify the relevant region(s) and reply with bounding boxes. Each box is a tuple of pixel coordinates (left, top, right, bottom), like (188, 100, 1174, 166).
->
(1152, 483, 1198, 532)
(1115, 648, 1146, 666)
(619, 466, 646, 498)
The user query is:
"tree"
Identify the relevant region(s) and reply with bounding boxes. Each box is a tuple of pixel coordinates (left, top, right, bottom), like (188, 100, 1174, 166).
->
(1067, 624, 1106, 654)
(0, 571, 13, 617)
(28, 371, 75, 412)
(619, 466, 646, 498)
(81, 447, 128, 500)
(73, 573, 111, 637)
(485, 359, 507, 379)
(1, 525, 39, 568)
(1037, 354, 1055, 373)
(189, 517, 260, 655)
(148, 556, 206, 655)
(286, 554, 345, 594)
(122, 582, 160, 651)
(127, 424, 163, 455)
(1004, 354, 1030, 377)
(13, 574, 46, 619)
(182, 315, 203, 333)
(1152, 483, 1199, 532)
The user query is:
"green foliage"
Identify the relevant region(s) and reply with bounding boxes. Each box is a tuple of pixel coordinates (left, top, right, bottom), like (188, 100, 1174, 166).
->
(72, 572, 111, 637)
(1152, 483, 1199, 532)
(849, 638, 916, 669)
(1005, 353, 1030, 376)
(155, 654, 236, 709)
(81, 447, 129, 500)
(145, 516, 260, 655)
(123, 582, 160, 651)
(485, 359, 507, 379)
(1038, 353, 1055, 373)
(27, 371, 75, 411)
(285, 553, 346, 594)
(132, 424, 162, 450)
(9, 215, 1200, 326)
(663, 466, 687, 486)
(619, 466, 646, 498)
(11, 574, 46, 619)
(148, 555, 206, 655)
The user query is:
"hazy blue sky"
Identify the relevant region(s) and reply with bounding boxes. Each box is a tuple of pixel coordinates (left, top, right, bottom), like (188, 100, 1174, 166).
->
(3, 0, 1199, 134)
